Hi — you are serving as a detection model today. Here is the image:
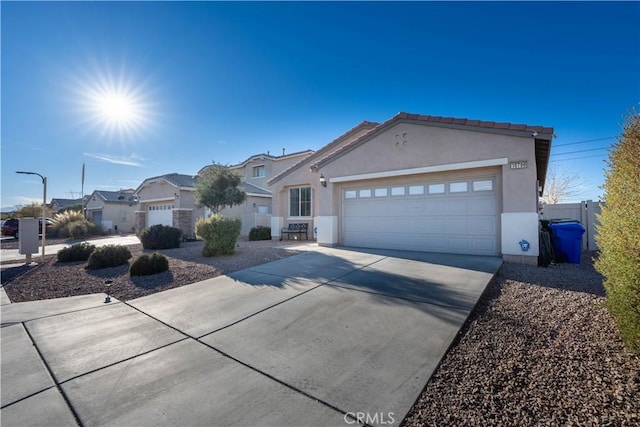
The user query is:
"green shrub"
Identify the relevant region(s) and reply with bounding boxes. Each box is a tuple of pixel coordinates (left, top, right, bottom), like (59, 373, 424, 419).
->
(86, 245, 132, 270)
(249, 226, 271, 241)
(140, 224, 182, 250)
(595, 110, 640, 353)
(195, 215, 241, 256)
(68, 220, 88, 239)
(130, 253, 169, 276)
(57, 242, 96, 263)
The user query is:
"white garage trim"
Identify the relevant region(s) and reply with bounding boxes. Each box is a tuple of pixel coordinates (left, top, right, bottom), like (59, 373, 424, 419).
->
(330, 158, 508, 183)
(147, 204, 174, 227)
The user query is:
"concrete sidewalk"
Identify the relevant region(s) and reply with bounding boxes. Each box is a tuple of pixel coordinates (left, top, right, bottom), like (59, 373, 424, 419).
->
(0, 234, 141, 264)
(1, 246, 502, 427)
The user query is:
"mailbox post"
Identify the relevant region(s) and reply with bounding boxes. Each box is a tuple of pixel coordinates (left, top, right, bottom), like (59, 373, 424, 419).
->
(16, 171, 47, 261)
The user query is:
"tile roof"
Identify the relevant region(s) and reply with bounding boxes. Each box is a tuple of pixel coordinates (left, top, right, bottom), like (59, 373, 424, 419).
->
(313, 112, 554, 169)
(243, 182, 272, 196)
(268, 120, 379, 185)
(93, 190, 137, 203)
(198, 150, 315, 175)
(140, 173, 198, 188)
(50, 197, 89, 207)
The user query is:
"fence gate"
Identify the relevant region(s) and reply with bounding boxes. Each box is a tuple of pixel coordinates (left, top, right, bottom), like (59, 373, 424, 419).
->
(540, 200, 602, 251)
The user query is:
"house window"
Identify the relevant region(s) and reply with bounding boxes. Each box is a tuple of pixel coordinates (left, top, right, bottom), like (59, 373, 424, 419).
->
(428, 183, 445, 194)
(473, 180, 493, 191)
(345, 190, 357, 199)
(359, 189, 372, 198)
(120, 210, 128, 221)
(374, 188, 388, 197)
(289, 186, 311, 217)
(391, 187, 405, 196)
(409, 185, 424, 195)
(253, 165, 265, 178)
(450, 182, 468, 193)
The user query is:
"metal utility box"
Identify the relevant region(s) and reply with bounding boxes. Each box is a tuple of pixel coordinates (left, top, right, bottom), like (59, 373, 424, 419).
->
(18, 217, 40, 255)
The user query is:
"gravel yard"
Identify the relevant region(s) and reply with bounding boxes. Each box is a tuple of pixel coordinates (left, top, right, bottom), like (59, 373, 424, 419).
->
(403, 252, 640, 426)
(1, 237, 307, 302)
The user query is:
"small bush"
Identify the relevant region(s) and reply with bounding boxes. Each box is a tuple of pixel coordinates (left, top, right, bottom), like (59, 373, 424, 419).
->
(130, 253, 169, 276)
(68, 220, 88, 239)
(86, 245, 132, 270)
(140, 224, 182, 250)
(249, 226, 271, 241)
(195, 215, 241, 256)
(57, 242, 96, 263)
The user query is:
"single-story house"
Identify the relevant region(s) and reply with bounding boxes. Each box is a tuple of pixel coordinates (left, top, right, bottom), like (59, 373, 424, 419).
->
(268, 112, 553, 265)
(198, 149, 313, 235)
(134, 173, 205, 239)
(84, 189, 137, 233)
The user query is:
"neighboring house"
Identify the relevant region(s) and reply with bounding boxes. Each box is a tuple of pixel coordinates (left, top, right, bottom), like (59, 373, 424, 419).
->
(134, 173, 204, 239)
(268, 112, 554, 265)
(49, 197, 89, 213)
(198, 150, 313, 235)
(84, 189, 137, 233)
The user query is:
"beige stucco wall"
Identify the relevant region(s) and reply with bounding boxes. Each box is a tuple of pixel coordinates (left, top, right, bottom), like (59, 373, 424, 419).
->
(85, 197, 137, 233)
(271, 121, 541, 256)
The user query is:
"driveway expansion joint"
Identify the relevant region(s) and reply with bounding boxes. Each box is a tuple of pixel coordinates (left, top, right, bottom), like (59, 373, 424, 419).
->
(195, 339, 352, 422)
(21, 322, 83, 427)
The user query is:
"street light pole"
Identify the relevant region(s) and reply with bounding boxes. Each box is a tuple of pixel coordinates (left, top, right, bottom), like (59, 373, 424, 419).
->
(16, 171, 47, 261)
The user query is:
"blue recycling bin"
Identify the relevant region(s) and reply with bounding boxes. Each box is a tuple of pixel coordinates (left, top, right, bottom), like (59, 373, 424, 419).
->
(549, 222, 585, 264)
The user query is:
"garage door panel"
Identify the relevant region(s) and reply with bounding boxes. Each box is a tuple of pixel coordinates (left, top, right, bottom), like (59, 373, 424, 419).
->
(343, 178, 498, 256)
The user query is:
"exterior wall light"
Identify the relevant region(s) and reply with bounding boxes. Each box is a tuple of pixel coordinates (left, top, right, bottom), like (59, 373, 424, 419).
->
(319, 174, 327, 188)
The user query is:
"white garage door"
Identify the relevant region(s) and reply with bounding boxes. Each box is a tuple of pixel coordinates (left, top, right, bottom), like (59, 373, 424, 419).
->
(343, 178, 497, 256)
(147, 204, 174, 227)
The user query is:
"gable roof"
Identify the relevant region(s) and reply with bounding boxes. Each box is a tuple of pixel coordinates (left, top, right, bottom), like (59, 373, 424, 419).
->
(198, 150, 314, 175)
(271, 112, 554, 191)
(50, 197, 89, 208)
(268, 120, 379, 185)
(243, 181, 271, 197)
(91, 189, 137, 204)
(135, 173, 198, 193)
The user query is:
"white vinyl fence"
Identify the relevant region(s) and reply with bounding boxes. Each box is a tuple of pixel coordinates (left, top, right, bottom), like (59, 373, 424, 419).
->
(540, 200, 602, 251)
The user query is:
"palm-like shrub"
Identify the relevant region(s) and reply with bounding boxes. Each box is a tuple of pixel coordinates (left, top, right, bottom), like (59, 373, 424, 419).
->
(51, 211, 102, 239)
(195, 215, 241, 256)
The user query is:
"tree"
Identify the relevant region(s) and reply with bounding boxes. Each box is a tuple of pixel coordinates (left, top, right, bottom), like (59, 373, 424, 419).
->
(195, 164, 246, 214)
(16, 202, 51, 218)
(595, 110, 640, 353)
(540, 164, 588, 204)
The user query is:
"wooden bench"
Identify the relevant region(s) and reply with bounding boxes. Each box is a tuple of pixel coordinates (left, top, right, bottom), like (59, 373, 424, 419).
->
(280, 223, 309, 241)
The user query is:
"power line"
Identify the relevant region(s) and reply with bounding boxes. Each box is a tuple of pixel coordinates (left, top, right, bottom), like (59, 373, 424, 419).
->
(553, 136, 615, 147)
(549, 153, 608, 162)
(551, 147, 609, 156)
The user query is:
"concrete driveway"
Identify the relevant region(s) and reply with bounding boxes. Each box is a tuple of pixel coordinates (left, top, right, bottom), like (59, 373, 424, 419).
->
(1, 246, 502, 427)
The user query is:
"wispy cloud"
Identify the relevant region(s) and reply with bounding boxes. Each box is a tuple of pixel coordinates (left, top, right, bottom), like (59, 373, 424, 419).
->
(216, 140, 228, 145)
(83, 153, 144, 167)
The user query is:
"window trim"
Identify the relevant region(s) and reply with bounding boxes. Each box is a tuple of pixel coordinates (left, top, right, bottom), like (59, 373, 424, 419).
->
(288, 186, 312, 218)
(252, 165, 266, 178)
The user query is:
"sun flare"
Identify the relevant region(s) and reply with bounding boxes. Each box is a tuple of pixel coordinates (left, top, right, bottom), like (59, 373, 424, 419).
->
(78, 67, 154, 141)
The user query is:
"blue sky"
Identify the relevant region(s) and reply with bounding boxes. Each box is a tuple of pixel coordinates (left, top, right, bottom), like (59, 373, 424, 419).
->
(2, 1, 638, 208)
